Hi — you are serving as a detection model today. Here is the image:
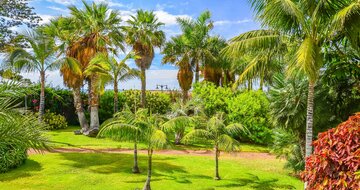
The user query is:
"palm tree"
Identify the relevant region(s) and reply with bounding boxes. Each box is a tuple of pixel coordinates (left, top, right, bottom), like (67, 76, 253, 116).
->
(99, 107, 147, 173)
(222, 30, 284, 90)
(86, 52, 140, 113)
(177, 11, 214, 83)
(247, 0, 360, 161)
(6, 30, 57, 121)
(123, 10, 165, 108)
(162, 35, 193, 103)
(99, 107, 168, 190)
(68, 1, 125, 133)
(181, 113, 245, 180)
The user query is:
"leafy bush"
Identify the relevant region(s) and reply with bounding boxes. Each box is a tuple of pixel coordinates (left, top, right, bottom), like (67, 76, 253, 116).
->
(192, 82, 235, 116)
(301, 113, 360, 190)
(43, 111, 68, 130)
(227, 90, 272, 144)
(99, 91, 126, 123)
(123, 90, 171, 114)
(0, 143, 27, 173)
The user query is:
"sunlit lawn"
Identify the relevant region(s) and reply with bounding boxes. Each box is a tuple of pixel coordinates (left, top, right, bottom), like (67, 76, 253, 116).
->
(47, 126, 269, 153)
(0, 152, 302, 190)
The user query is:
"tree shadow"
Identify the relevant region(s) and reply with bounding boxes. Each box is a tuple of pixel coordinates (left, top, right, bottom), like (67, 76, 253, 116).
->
(59, 152, 187, 175)
(0, 159, 42, 182)
(216, 173, 296, 190)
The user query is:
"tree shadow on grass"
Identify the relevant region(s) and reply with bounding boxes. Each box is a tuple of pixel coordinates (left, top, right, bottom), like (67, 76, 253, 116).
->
(59, 152, 187, 175)
(216, 173, 296, 190)
(0, 159, 42, 182)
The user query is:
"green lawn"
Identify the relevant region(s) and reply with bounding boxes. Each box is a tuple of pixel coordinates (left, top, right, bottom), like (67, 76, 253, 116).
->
(0, 152, 302, 190)
(47, 126, 269, 153)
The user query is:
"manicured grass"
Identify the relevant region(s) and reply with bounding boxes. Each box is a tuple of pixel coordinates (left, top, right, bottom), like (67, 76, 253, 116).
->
(0, 152, 302, 190)
(47, 126, 269, 153)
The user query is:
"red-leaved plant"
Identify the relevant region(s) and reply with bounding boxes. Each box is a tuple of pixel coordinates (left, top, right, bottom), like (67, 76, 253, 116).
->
(301, 113, 360, 190)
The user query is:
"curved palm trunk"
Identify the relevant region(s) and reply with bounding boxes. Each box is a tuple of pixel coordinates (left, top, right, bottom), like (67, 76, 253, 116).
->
(39, 70, 46, 121)
(175, 131, 184, 145)
(214, 145, 220, 180)
(132, 141, 140, 173)
(305, 82, 315, 157)
(88, 74, 99, 137)
(73, 87, 89, 133)
(182, 90, 188, 104)
(140, 67, 146, 108)
(113, 80, 119, 113)
(143, 149, 153, 190)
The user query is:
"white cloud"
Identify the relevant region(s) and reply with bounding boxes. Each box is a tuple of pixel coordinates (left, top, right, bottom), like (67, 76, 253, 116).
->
(154, 10, 191, 26)
(47, 6, 70, 14)
(46, 0, 76, 6)
(213, 19, 252, 26)
(39, 14, 55, 24)
(93, 0, 125, 8)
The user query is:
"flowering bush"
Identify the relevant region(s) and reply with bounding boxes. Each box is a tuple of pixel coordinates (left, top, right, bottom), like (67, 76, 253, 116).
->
(301, 113, 360, 189)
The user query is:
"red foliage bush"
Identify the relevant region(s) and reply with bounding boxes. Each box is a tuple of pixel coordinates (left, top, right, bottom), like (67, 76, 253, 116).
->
(302, 113, 360, 190)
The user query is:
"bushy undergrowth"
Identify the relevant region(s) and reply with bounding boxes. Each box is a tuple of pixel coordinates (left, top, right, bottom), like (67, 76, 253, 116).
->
(0, 143, 27, 173)
(43, 111, 68, 130)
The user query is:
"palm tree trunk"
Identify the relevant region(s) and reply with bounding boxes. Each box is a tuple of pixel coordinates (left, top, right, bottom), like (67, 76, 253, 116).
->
(73, 86, 89, 133)
(259, 77, 264, 91)
(182, 90, 188, 104)
(175, 132, 183, 145)
(88, 74, 99, 137)
(214, 145, 220, 180)
(132, 141, 140, 173)
(140, 67, 146, 108)
(195, 62, 200, 83)
(143, 149, 153, 190)
(39, 70, 46, 121)
(305, 82, 315, 158)
(114, 80, 119, 113)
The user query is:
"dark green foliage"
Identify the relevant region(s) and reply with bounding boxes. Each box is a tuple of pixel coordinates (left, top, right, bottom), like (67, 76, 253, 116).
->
(43, 111, 68, 130)
(227, 90, 272, 144)
(123, 90, 171, 114)
(99, 91, 126, 123)
(192, 82, 235, 116)
(0, 143, 27, 173)
(0, 0, 41, 50)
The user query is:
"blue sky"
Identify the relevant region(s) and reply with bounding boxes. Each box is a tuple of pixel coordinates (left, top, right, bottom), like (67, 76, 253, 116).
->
(23, 0, 260, 90)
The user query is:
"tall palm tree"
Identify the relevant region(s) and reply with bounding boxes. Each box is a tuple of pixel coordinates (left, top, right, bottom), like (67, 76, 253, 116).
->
(177, 11, 214, 83)
(99, 108, 167, 190)
(162, 35, 193, 103)
(181, 113, 245, 180)
(68, 1, 125, 133)
(41, 17, 90, 133)
(6, 30, 57, 121)
(86, 52, 140, 113)
(123, 10, 165, 108)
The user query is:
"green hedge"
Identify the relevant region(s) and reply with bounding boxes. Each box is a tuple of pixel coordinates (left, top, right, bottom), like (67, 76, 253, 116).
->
(0, 143, 27, 173)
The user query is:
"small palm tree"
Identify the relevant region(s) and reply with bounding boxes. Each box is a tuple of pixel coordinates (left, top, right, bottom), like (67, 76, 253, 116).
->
(99, 108, 167, 190)
(181, 113, 245, 180)
(6, 30, 57, 121)
(123, 10, 165, 108)
(86, 52, 140, 113)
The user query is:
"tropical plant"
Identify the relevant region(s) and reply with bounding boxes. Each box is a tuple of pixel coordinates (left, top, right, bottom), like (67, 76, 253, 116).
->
(0, 81, 48, 173)
(181, 113, 245, 180)
(42, 111, 68, 130)
(67, 0, 125, 134)
(5, 29, 57, 121)
(301, 113, 360, 190)
(99, 107, 168, 190)
(162, 35, 193, 102)
(123, 10, 165, 108)
(176, 11, 214, 83)
(86, 52, 140, 113)
(247, 0, 360, 162)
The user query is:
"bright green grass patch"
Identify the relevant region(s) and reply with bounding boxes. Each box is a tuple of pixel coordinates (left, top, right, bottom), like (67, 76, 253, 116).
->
(47, 126, 268, 153)
(0, 152, 302, 190)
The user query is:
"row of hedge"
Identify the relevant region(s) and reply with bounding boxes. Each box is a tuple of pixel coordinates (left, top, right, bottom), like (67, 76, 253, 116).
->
(27, 88, 173, 125)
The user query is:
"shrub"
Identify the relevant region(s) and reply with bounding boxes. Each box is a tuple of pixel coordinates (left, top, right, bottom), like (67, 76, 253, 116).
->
(123, 90, 171, 114)
(227, 90, 272, 144)
(192, 82, 235, 116)
(0, 143, 27, 173)
(301, 113, 360, 190)
(43, 111, 68, 130)
(99, 91, 126, 123)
